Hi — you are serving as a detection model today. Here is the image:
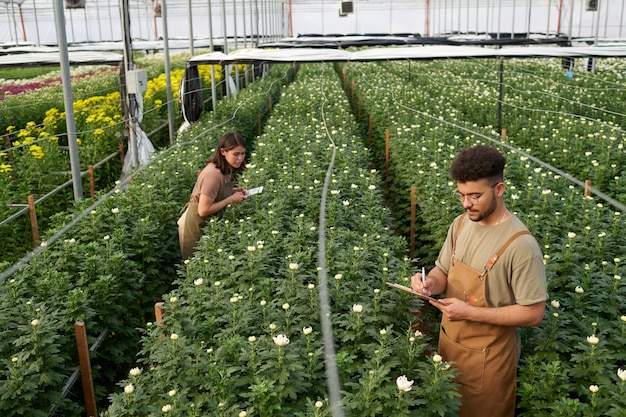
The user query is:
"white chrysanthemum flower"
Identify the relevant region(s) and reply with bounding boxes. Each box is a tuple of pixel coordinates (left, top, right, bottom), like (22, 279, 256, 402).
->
(315, 401, 324, 408)
(129, 367, 142, 377)
(124, 383, 134, 394)
(170, 333, 179, 341)
(273, 334, 290, 347)
(162, 404, 172, 413)
(352, 304, 363, 314)
(586, 335, 599, 345)
(303, 326, 313, 335)
(575, 286, 584, 294)
(289, 263, 299, 271)
(194, 278, 203, 286)
(567, 232, 576, 239)
(282, 303, 290, 310)
(589, 385, 599, 393)
(168, 390, 176, 397)
(396, 375, 414, 392)
(433, 354, 443, 363)
(31, 319, 39, 326)
(618, 368, 626, 382)
(551, 300, 560, 308)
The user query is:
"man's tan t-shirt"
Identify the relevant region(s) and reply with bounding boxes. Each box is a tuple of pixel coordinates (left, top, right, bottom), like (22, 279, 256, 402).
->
(436, 214, 548, 307)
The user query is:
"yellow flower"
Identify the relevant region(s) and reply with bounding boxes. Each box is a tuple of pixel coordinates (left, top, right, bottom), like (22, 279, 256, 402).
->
(0, 163, 13, 173)
(6, 125, 15, 133)
(29, 145, 44, 159)
(94, 129, 105, 136)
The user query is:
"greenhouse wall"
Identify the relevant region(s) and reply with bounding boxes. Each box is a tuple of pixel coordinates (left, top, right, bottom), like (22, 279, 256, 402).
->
(1, 0, 625, 47)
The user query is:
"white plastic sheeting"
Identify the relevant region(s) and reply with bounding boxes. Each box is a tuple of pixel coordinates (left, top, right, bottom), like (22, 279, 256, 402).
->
(188, 44, 626, 65)
(0, 50, 122, 67)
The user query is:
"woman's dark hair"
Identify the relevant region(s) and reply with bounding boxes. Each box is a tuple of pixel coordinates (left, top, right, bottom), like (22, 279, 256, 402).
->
(451, 144, 506, 183)
(207, 131, 247, 175)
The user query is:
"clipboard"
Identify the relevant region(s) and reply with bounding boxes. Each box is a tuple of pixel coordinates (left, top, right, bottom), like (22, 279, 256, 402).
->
(386, 282, 444, 304)
(245, 186, 264, 196)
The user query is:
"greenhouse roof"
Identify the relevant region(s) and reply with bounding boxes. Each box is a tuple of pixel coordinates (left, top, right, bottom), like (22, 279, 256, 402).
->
(188, 44, 626, 65)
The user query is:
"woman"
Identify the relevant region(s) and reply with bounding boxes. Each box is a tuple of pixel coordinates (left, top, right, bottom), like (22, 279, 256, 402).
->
(179, 132, 248, 260)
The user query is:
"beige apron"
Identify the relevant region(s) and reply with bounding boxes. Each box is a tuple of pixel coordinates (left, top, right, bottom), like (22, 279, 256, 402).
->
(179, 181, 234, 260)
(439, 215, 529, 417)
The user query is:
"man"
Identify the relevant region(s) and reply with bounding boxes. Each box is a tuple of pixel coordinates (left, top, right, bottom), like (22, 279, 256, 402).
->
(411, 144, 547, 417)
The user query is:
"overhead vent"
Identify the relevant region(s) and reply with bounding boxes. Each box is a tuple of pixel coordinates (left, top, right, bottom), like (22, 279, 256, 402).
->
(585, 0, 598, 11)
(65, 0, 86, 9)
(339, 1, 353, 17)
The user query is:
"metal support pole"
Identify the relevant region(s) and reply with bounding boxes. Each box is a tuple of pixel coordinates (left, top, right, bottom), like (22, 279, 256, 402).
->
(53, 0, 83, 201)
(208, 0, 218, 112)
(233, 0, 240, 91)
(188, 0, 194, 55)
(222, 0, 230, 97)
(497, 57, 504, 135)
(593, 0, 601, 46)
(161, 0, 175, 143)
(120, 0, 138, 167)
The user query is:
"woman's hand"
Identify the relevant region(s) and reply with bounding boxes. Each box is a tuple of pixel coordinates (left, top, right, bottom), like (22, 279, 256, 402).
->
(229, 188, 247, 204)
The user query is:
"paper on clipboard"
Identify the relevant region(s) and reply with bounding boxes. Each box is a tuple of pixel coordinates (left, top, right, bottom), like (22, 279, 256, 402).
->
(246, 186, 264, 196)
(386, 282, 444, 304)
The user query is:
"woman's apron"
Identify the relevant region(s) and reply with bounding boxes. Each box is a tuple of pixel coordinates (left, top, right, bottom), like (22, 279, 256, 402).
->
(438, 215, 530, 417)
(178, 181, 234, 260)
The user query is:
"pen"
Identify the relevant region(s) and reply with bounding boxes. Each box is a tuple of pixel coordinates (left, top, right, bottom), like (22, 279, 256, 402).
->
(421, 267, 426, 285)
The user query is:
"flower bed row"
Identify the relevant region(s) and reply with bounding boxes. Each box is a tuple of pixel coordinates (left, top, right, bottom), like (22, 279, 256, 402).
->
(381, 58, 626, 203)
(342, 59, 626, 416)
(101, 63, 461, 417)
(0, 64, 287, 416)
(0, 53, 227, 264)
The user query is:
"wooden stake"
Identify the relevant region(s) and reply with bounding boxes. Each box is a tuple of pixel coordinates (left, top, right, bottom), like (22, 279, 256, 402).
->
(385, 130, 390, 193)
(27, 195, 39, 248)
(155, 302, 165, 326)
(501, 128, 507, 142)
(351, 80, 355, 106)
(585, 179, 592, 197)
(368, 115, 373, 148)
(74, 322, 98, 417)
(410, 187, 416, 258)
(88, 165, 95, 199)
(118, 140, 125, 164)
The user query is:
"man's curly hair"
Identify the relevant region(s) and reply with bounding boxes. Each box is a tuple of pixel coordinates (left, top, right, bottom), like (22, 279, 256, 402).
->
(451, 144, 506, 183)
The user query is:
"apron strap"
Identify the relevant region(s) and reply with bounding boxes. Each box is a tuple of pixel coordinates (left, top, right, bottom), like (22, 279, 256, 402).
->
(480, 230, 531, 278)
(452, 213, 468, 252)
